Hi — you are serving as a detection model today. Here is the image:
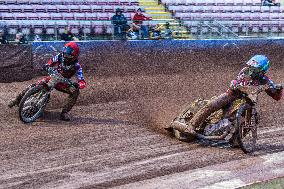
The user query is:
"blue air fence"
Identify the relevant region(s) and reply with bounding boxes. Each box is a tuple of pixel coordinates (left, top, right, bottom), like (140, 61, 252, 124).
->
(32, 38, 284, 76)
(1, 38, 284, 83)
(1, 19, 284, 42)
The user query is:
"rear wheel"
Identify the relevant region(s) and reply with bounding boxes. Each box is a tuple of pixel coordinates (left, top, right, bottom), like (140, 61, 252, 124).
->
(236, 104, 258, 153)
(19, 85, 49, 123)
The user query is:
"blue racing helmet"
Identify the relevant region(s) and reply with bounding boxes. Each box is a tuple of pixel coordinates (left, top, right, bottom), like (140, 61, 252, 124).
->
(246, 55, 270, 73)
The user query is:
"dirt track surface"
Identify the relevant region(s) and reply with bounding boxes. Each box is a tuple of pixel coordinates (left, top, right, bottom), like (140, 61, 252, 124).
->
(0, 68, 284, 188)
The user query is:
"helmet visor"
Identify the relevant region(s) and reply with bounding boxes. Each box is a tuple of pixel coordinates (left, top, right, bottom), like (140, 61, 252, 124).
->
(246, 59, 258, 67)
(62, 46, 75, 60)
(63, 53, 74, 60)
(248, 66, 263, 78)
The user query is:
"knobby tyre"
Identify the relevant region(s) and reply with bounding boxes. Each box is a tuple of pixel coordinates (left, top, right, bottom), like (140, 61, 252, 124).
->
(236, 104, 257, 153)
(19, 85, 47, 123)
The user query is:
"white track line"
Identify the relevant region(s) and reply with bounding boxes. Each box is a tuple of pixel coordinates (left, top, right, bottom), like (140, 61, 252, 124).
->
(114, 151, 284, 189)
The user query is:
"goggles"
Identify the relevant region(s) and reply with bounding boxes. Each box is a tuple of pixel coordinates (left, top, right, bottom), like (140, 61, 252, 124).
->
(248, 66, 263, 78)
(63, 53, 74, 59)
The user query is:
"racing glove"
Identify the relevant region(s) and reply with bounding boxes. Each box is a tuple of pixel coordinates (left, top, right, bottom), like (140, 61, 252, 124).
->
(78, 80, 86, 89)
(275, 84, 283, 90)
(265, 84, 283, 101)
(47, 67, 58, 75)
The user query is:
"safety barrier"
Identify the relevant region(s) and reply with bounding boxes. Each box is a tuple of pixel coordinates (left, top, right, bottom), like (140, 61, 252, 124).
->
(1, 38, 284, 82)
(0, 44, 33, 82)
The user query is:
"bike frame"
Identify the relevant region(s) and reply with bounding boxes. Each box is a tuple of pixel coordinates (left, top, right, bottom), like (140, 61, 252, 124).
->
(195, 83, 283, 141)
(19, 73, 75, 123)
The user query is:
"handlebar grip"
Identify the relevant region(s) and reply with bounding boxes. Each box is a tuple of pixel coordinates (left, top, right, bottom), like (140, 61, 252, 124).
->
(48, 67, 58, 75)
(274, 84, 283, 90)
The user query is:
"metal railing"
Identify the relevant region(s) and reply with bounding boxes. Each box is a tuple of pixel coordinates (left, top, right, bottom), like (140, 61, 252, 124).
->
(0, 19, 189, 42)
(182, 18, 284, 39)
(1, 19, 284, 42)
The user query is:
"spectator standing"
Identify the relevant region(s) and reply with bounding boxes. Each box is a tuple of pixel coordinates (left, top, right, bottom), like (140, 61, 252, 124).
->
(0, 30, 8, 44)
(111, 8, 128, 40)
(132, 8, 152, 39)
(15, 32, 28, 44)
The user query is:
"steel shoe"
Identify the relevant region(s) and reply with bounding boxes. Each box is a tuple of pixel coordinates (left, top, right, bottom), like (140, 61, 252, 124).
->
(60, 112, 71, 121)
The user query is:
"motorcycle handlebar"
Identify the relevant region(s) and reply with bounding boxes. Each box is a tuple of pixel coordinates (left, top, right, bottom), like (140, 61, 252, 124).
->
(255, 83, 283, 93)
(241, 83, 283, 105)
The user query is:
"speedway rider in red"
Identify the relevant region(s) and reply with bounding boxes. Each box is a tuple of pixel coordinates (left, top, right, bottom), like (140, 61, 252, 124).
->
(171, 55, 283, 136)
(8, 42, 86, 121)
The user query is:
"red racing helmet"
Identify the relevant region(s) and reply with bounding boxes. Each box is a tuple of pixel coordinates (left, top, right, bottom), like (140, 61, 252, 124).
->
(62, 42, 80, 63)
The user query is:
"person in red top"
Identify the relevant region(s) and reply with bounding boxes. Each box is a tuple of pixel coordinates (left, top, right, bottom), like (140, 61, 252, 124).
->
(8, 42, 86, 121)
(132, 8, 152, 39)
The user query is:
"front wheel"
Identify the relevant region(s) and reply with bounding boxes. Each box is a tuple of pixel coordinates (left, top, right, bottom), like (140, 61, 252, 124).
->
(19, 85, 49, 123)
(236, 104, 258, 153)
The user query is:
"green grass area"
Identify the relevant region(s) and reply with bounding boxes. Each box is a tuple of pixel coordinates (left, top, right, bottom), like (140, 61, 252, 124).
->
(241, 177, 284, 189)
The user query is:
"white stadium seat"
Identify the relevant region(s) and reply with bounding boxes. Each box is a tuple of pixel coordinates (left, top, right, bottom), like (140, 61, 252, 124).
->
(0, 0, 281, 37)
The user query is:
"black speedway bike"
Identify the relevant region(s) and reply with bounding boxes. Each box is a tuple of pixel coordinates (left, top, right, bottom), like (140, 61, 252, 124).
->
(18, 72, 77, 123)
(165, 84, 283, 153)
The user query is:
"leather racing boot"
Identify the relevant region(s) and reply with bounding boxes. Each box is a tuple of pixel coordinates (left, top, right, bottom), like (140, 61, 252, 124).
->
(60, 112, 71, 121)
(8, 99, 19, 108)
(8, 86, 31, 108)
(60, 88, 79, 121)
(171, 120, 196, 136)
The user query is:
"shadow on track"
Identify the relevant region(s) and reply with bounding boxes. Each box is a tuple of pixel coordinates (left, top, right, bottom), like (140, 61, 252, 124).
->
(39, 110, 135, 126)
(255, 143, 284, 155)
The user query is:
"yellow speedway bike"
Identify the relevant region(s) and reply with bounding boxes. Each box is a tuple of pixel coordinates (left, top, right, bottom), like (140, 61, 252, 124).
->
(165, 85, 283, 153)
(18, 72, 77, 123)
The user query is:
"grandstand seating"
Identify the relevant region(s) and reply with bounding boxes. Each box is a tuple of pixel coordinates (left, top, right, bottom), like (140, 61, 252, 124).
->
(0, 0, 283, 39)
(0, 5, 140, 13)
(0, 0, 177, 38)
(0, 12, 135, 20)
(0, 0, 139, 5)
(160, 0, 283, 36)
(167, 5, 283, 13)
(162, 0, 263, 6)
(0, 1, 140, 36)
